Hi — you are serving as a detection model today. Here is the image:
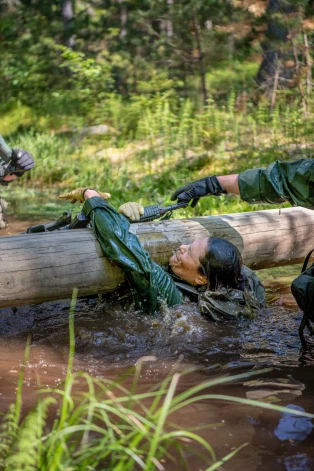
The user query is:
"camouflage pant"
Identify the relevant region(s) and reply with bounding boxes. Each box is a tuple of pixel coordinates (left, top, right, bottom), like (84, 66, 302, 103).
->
(0, 198, 8, 229)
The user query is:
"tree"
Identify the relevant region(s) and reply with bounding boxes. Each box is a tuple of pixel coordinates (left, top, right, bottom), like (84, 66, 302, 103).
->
(62, 0, 75, 48)
(255, 0, 299, 90)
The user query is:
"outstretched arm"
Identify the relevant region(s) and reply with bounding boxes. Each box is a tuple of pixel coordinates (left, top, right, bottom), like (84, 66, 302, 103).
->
(216, 174, 240, 195)
(60, 188, 182, 313)
(171, 159, 314, 209)
(0, 133, 35, 185)
(236, 159, 314, 207)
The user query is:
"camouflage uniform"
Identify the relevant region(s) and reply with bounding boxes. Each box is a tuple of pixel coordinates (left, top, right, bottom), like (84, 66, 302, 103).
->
(0, 134, 11, 227)
(0, 133, 12, 178)
(239, 158, 314, 208)
(238, 157, 314, 319)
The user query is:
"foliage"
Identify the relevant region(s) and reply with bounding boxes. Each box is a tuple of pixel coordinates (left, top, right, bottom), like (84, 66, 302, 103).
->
(1, 0, 314, 112)
(1, 4, 314, 468)
(1, 289, 313, 471)
(1, 1, 314, 218)
(2, 90, 314, 218)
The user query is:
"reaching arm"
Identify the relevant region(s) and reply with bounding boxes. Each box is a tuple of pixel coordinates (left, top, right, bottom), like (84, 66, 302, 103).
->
(216, 174, 240, 195)
(171, 159, 314, 209)
(59, 188, 182, 313)
(83, 192, 182, 313)
(0, 133, 35, 185)
(0, 134, 12, 163)
(237, 159, 314, 208)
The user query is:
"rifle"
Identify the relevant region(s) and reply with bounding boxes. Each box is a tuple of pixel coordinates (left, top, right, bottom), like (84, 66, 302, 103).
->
(135, 201, 187, 222)
(25, 202, 188, 233)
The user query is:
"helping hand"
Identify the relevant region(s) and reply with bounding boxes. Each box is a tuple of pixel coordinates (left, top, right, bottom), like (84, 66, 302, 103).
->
(9, 148, 35, 176)
(118, 202, 144, 221)
(59, 188, 111, 204)
(170, 176, 227, 208)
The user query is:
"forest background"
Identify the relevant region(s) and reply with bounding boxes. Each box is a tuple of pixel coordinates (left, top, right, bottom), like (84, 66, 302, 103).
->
(1, 0, 314, 217)
(2, 2, 314, 468)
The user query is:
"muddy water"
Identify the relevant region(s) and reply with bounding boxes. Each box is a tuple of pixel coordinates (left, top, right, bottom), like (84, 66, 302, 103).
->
(1, 219, 314, 470)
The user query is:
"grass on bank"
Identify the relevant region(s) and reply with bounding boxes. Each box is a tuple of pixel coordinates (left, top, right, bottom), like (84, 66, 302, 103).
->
(1, 93, 314, 218)
(0, 289, 314, 471)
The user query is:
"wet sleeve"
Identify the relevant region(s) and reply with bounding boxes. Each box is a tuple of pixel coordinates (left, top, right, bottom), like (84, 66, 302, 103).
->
(82, 197, 182, 313)
(238, 159, 314, 208)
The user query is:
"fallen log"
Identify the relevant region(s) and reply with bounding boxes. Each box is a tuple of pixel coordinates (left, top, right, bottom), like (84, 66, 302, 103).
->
(0, 207, 313, 307)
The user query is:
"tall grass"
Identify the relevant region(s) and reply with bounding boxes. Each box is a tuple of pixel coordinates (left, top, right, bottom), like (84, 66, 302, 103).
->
(0, 289, 314, 470)
(2, 93, 314, 217)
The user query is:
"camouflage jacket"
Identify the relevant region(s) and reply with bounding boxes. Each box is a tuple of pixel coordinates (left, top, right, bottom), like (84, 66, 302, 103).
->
(239, 158, 314, 208)
(0, 133, 12, 168)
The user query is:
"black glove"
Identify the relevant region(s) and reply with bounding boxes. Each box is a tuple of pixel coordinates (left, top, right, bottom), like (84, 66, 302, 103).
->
(170, 176, 227, 208)
(9, 148, 35, 176)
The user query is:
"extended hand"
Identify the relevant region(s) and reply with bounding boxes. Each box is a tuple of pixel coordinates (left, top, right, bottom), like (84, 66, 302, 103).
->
(9, 148, 35, 176)
(170, 176, 227, 208)
(118, 202, 144, 221)
(59, 187, 111, 204)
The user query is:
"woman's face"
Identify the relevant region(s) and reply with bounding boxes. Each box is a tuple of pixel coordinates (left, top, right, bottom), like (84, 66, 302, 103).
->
(169, 237, 208, 285)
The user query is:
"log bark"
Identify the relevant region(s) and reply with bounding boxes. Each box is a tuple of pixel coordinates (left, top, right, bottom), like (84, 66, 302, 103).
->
(0, 207, 313, 307)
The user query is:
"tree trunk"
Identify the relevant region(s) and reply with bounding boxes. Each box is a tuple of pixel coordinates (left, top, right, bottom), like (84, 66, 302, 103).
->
(270, 55, 280, 113)
(193, 12, 207, 106)
(0, 207, 313, 308)
(166, 0, 174, 38)
(62, 0, 75, 48)
(303, 31, 312, 95)
(118, 0, 127, 39)
(255, 0, 297, 91)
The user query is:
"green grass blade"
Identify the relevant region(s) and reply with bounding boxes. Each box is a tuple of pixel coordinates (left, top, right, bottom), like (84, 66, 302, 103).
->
(205, 442, 249, 471)
(146, 372, 180, 467)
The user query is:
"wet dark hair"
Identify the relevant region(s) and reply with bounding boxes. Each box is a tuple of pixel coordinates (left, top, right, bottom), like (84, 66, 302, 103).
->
(199, 237, 243, 290)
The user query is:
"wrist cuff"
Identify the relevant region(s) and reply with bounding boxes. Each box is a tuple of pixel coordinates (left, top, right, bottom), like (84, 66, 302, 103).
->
(82, 188, 98, 198)
(212, 175, 228, 195)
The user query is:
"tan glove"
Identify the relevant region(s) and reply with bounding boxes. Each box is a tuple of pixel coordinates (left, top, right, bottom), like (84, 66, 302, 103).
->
(59, 187, 111, 204)
(118, 202, 144, 221)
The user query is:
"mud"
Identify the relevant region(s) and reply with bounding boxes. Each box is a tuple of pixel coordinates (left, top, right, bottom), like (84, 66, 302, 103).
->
(0, 219, 314, 470)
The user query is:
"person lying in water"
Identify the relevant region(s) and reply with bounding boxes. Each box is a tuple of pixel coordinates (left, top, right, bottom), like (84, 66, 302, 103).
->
(59, 188, 266, 320)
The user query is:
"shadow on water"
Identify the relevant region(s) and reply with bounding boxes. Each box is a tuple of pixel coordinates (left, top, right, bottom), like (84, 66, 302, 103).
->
(0, 220, 314, 470)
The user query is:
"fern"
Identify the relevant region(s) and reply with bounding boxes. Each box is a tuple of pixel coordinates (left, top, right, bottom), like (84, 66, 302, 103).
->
(4, 397, 55, 471)
(0, 404, 19, 468)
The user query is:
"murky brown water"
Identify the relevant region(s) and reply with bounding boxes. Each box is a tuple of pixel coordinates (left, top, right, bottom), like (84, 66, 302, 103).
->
(1, 219, 314, 470)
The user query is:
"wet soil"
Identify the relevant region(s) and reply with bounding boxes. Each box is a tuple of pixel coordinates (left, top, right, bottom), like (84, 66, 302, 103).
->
(0, 219, 314, 470)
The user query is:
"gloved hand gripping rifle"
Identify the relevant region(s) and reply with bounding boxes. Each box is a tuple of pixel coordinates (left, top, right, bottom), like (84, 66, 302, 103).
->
(25, 202, 188, 233)
(133, 201, 188, 222)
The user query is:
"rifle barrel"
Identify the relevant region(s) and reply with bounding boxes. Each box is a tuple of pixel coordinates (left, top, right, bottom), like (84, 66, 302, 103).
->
(158, 202, 188, 215)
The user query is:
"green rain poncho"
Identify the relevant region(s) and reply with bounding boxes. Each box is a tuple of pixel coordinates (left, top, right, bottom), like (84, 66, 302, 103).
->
(82, 196, 265, 318)
(239, 158, 314, 208)
(82, 196, 183, 314)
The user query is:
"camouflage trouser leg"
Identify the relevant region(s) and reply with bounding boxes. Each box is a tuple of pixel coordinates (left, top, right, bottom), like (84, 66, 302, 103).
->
(0, 198, 8, 229)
